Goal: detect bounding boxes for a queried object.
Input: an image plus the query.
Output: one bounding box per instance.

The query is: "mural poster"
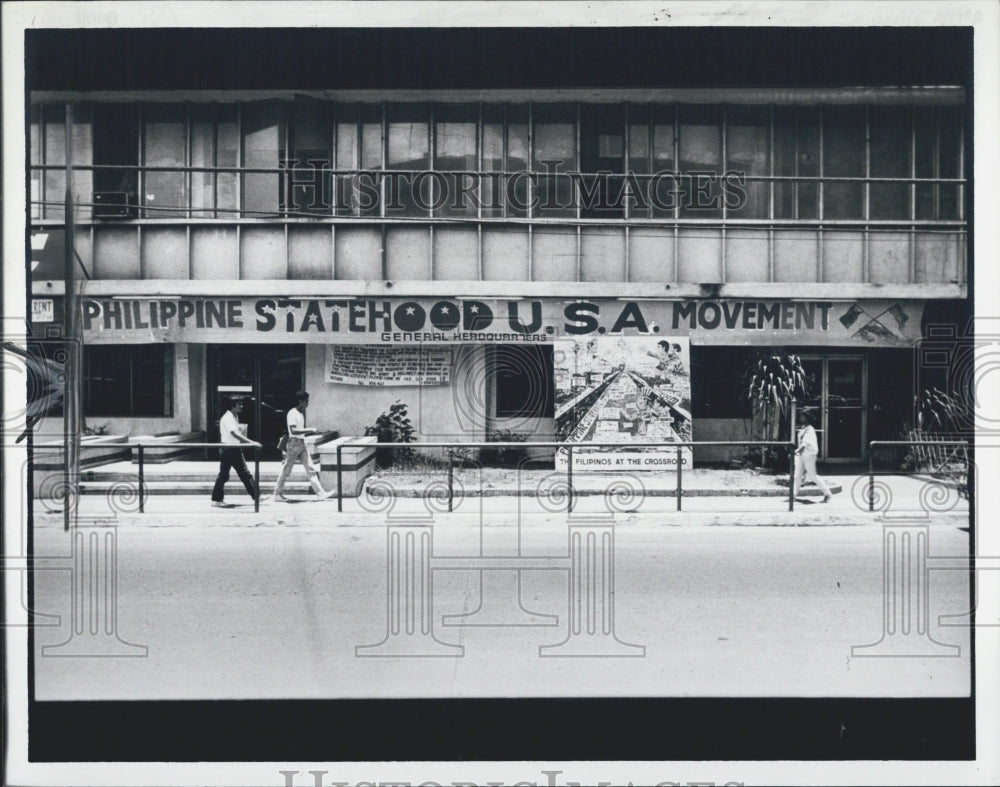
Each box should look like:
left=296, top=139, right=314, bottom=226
left=553, top=337, right=693, bottom=472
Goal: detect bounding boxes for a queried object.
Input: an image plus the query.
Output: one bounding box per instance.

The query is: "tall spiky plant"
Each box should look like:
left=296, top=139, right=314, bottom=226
left=916, top=387, right=966, bottom=433
left=743, top=353, right=808, bottom=468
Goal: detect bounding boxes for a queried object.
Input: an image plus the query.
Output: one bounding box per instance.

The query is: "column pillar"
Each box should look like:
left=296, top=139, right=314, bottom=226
left=356, top=522, right=462, bottom=657
left=540, top=520, right=645, bottom=657
left=42, top=524, right=147, bottom=657
left=852, top=521, right=960, bottom=658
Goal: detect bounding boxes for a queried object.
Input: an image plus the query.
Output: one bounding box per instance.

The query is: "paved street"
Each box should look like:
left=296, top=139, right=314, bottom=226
left=31, top=515, right=971, bottom=700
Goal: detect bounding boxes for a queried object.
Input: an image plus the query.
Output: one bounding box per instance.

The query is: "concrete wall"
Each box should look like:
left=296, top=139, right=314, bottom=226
left=186, top=343, right=205, bottom=431
left=78, top=224, right=965, bottom=284
left=692, top=417, right=753, bottom=464
left=302, top=344, right=492, bottom=444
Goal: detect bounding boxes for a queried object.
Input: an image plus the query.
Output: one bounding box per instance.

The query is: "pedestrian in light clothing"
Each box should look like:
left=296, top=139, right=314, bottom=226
left=211, top=397, right=261, bottom=507
left=263, top=391, right=336, bottom=503
left=793, top=411, right=833, bottom=503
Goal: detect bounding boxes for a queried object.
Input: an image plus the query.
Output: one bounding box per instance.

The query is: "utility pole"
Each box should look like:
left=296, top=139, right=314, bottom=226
left=63, top=102, right=79, bottom=531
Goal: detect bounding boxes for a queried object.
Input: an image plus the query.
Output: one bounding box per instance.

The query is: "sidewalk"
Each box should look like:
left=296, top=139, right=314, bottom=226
left=369, top=466, right=835, bottom=496
left=32, top=470, right=970, bottom=529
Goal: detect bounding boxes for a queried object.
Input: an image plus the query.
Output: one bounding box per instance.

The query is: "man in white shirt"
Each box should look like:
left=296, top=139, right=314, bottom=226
left=793, top=410, right=833, bottom=503
left=211, top=397, right=262, bottom=507
left=264, top=390, right=336, bottom=502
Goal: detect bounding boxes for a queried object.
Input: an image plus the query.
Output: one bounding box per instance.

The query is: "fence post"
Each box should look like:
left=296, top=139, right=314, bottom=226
left=337, top=444, right=343, bottom=513
left=138, top=444, right=145, bottom=514
left=966, top=441, right=973, bottom=508
left=788, top=399, right=796, bottom=512
left=868, top=443, right=875, bottom=513
left=254, top=445, right=260, bottom=514
left=788, top=443, right=795, bottom=512
left=567, top=445, right=574, bottom=514
left=447, top=447, right=454, bottom=513
left=676, top=445, right=682, bottom=512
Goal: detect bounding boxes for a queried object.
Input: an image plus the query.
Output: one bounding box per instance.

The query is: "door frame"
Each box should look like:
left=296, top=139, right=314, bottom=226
left=799, top=354, right=868, bottom=463
left=205, top=344, right=305, bottom=457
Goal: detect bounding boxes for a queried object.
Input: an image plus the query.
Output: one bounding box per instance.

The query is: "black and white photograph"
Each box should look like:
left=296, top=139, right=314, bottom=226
left=2, top=2, right=998, bottom=786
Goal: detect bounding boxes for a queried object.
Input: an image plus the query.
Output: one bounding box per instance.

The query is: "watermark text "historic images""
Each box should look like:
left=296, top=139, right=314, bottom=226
left=279, top=161, right=748, bottom=214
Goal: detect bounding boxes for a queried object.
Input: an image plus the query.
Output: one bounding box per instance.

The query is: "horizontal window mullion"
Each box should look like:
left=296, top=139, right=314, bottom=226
left=33, top=164, right=968, bottom=185
left=30, top=213, right=968, bottom=227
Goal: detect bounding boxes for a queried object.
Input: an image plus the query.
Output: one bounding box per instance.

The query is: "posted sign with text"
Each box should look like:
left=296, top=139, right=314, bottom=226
left=553, top=337, right=693, bottom=472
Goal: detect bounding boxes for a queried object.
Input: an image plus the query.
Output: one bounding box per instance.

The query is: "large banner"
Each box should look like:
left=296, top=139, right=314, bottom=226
left=553, top=337, right=693, bottom=472
left=71, top=295, right=927, bottom=347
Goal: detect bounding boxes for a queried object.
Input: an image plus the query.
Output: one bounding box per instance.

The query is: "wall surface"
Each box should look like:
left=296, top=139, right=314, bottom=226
left=302, top=343, right=491, bottom=443
left=66, top=224, right=965, bottom=285
left=692, top=418, right=754, bottom=464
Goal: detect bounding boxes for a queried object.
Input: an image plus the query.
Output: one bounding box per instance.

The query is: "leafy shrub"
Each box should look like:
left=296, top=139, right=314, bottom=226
left=478, top=429, right=530, bottom=467
left=364, top=400, right=415, bottom=468
left=917, top=387, right=966, bottom=433
left=741, top=352, right=808, bottom=470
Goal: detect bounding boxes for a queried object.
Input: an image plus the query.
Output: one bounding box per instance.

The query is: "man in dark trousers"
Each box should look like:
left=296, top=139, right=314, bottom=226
left=211, top=396, right=261, bottom=507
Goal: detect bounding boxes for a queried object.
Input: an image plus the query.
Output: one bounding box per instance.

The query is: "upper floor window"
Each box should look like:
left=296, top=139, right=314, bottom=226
left=31, top=103, right=93, bottom=221
left=678, top=104, right=724, bottom=219
left=627, top=104, right=675, bottom=219
left=94, top=103, right=139, bottom=212
left=288, top=97, right=332, bottom=216
left=533, top=103, right=577, bottom=218
left=725, top=105, right=770, bottom=219
left=773, top=106, right=819, bottom=219
left=435, top=103, right=478, bottom=218
left=143, top=104, right=186, bottom=217
left=190, top=104, right=239, bottom=218
left=580, top=104, right=626, bottom=218
left=30, top=99, right=966, bottom=224
left=386, top=103, right=430, bottom=217
left=242, top=101, right=284, bottom=217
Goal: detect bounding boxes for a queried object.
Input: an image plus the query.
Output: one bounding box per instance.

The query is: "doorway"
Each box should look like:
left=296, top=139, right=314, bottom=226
left=799, top=355, right=867, bottom=461
left=486, top=345, right=555, bottom=437
left=206, top=344, right=305, bottom=459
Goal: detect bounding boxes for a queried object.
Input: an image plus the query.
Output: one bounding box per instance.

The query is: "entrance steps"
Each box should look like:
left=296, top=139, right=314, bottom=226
left=76, top=460, right=317, bottom=496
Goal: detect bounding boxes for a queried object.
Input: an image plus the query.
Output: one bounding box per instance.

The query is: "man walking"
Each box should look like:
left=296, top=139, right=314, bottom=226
left=264, top=391, right=336, bottom=502
left=792, top=410, right=833, bottom=503
left=211, top=396, right=261, bottom=507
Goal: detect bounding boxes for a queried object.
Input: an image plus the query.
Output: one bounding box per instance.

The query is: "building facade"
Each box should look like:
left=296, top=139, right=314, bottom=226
left=28, top=33, right=969, bottom=464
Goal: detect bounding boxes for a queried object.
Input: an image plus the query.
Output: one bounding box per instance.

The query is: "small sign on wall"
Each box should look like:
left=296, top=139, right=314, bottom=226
left=32, top=298, right=54, bottom=323
left=325, top=345, right=452, bottom=386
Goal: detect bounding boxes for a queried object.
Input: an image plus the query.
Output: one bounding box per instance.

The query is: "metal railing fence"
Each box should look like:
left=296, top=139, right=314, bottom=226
left=32, top=435, right=813, bottom=524
left=31, top=442, right=263, bottom=523
left=867, top=439, right=971, bottom=511
left=335, top=439, right=798, bottom=514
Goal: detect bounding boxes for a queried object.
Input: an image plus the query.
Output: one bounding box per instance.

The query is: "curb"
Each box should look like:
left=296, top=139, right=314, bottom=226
left=378, top=486, right=837, bottom=498
left=31, top=509, right=968, bottom=529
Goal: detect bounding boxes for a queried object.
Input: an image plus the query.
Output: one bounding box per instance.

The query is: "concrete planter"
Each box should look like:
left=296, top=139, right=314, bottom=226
left=306, top=431, right=340, bottom=464
left=318, top=436, right=377, bottom=497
